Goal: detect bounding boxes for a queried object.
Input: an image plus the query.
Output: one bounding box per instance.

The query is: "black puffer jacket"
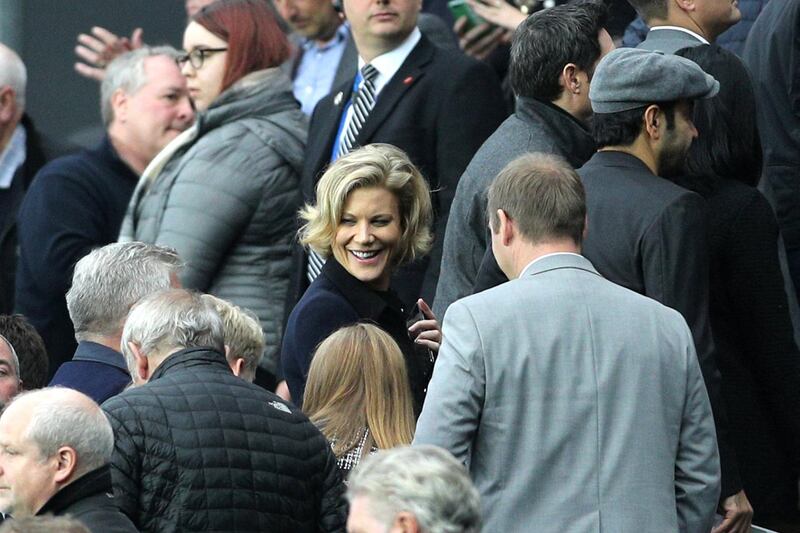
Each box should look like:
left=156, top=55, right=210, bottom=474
left=102, top=348, right=346, bottom=533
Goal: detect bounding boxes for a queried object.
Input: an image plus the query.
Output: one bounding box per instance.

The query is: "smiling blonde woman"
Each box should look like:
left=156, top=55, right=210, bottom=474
left=281, top=144, right=440, bottom=414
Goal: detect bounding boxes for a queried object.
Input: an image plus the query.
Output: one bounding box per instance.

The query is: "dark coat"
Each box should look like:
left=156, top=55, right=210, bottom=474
left=743, top=0, right=800, bottom=300
left=293, top=35, right=507, bottom=311
left=475, top=151, right=741, bottom=498
left=15, top=135, right=138, bottom=377
left=0, top=115, right=62, bottom=314
left=49, top=341, right=130, bottom=404
left=102, top=347, right=346, bottom=533
left=433, top=96, right=595, bottom=316
left=36, top=465, right=138, bottom=533
left=282, top=258, right=433, bottom=412
left=699, top=180, right=800, bottom=517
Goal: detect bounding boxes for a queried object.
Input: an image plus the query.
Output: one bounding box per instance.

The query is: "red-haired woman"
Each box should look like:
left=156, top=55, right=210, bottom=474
left=119, top=0, right=305, bottom=386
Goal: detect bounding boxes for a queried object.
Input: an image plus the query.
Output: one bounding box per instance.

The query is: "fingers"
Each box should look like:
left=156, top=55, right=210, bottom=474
left=408, top=318, right=438, bottom=335
left=415, top=338, right=440, bottom=352
left=417, top=298, right=437, bottom=320
left=74, top=62, right=106, bottom=81
left=453, top=15, right=468, bottom=35
left=131, top=27, right=144, bottom=49
left=91, top=26, right=124, bottom=47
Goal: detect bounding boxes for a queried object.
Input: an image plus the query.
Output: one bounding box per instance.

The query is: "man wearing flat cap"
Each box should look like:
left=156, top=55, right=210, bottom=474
left=582, top=47, right=751, bottom=533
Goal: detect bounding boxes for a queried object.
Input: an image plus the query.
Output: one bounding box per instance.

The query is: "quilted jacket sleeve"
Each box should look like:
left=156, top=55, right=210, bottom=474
left=102, top=400, right=142, bottom=525
left=318, top=443, right=348, bottom=533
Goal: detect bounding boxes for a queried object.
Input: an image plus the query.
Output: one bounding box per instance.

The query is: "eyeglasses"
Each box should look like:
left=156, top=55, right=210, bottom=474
left=178, top=48, right=228, bottom=69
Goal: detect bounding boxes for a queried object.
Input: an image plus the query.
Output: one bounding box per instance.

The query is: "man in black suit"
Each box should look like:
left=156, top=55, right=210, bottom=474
left=295, top=0, right=507, bottom=310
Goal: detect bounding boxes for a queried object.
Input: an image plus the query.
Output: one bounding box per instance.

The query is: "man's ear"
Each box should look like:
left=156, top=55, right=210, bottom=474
left=111, top=88, right=129, bottom=123
left=393, top=512, right=421, bottom=533
left=673, top=0, right=696, bottom=14
left=128, top=341, right=149, bottom=382
left=497, top=209, right=514, bottom=246
left=643, top=104, right=663, bottom=141
left=229, top=356, right=246, bottom=378
left=52, top=446, right=78, bottom=485
left=0, top=86, right=17, bottom=124
left=560, top=63, right=581, bottom=95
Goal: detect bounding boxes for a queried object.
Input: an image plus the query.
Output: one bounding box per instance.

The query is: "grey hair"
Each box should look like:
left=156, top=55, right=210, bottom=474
left=66, top=242, right=182, bottom=342
left=0, top=43, right=26, bottom=109
left=348, top=445, right=481, bottom=533
left=100, top=45, right=180, bottom=126
left=121, top=289, right=225, bottom=368
left=0, top=334, right=20, bottom=379
left=13, top=388, right=113, bottom=476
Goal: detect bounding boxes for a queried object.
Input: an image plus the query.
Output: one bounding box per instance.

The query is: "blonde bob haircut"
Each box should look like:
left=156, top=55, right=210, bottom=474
left=303, top=322, right=415, bottom=457
left=298, top=143, right=433, bottom=266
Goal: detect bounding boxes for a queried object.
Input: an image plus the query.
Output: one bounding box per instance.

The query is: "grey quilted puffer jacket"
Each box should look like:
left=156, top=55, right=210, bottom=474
left=119, top=69, right=306, bottom=375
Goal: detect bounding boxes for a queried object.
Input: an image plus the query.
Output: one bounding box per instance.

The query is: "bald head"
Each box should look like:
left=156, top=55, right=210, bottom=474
left=0, top=388, right=113, bottom=516
left=0, top=43, right=26, bottom=110
left=3, top=387, right=113, bottom=476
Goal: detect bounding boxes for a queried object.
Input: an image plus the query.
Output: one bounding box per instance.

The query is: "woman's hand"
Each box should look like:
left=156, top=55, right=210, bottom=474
left=467, top=0, right=526, bottom=32
left=408, top=298, right=442, bottom=353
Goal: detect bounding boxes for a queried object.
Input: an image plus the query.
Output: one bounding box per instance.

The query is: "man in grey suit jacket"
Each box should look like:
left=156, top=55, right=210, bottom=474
left=630, top=0, right=741, bottom=53
left=414, top=152, right=721, bottom=533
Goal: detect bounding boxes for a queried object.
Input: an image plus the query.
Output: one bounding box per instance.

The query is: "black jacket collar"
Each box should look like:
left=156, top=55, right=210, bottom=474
left=321, top=258, right=407, bottom=320
left=586, top=150, right=655, bottom=175
left=150, top=347, right=229, bottom=382
left=37, top=465, right=113, bottom=517
left=516, top=97, right=596, bottom=168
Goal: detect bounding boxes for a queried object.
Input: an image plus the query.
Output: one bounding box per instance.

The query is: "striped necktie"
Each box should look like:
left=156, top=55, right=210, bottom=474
left=307, top=64, right=380, bottom=283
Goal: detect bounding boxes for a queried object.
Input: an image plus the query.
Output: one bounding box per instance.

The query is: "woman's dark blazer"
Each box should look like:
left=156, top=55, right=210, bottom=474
left=281, top=258, right=433, bottom=412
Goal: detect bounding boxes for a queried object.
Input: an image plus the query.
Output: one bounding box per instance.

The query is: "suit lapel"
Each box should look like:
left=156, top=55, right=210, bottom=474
left=307, top=80, right=355, bottom=191
left=355, top=37, right=435, bottom=145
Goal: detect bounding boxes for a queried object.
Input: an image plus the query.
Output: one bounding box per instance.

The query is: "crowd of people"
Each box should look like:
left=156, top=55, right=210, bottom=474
left=0, top=0, right=796, bottom=531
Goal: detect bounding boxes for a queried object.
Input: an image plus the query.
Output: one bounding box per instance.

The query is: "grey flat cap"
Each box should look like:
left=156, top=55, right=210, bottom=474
left=589, top=47, right=719, bottom=113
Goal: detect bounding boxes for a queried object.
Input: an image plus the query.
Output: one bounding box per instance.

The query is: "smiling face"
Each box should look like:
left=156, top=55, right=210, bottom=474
left=332, top=186, right=402, bottom=291
left=343, top=0, right=421, bottom=60
left=182, top=21, right=228, bottom=111
left=0, top=403, right=56, bottom=517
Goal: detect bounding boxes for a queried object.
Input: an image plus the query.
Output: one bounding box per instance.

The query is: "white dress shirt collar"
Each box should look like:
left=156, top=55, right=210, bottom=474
left=0, top=125, right=26, bottom=190
left=649, top=25, right=710, bottom=45
left=357, top=27, right=421, bottom=96
left=519, top=252, right=584, bottom=279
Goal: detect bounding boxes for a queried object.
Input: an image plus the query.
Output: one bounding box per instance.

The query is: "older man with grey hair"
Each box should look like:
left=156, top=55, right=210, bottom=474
left=15, top=47, right=193, bottom=376
left=102, top=288, right=346, bottom=531
left=0, top=43, right=64, bottom=317
left=48, top=242, right=181, bottom=403
left=347, top=445, right=480, bottom=533
left=0, top=387, right=137, bottom=532
left=0, top=334, right=21, bottom=408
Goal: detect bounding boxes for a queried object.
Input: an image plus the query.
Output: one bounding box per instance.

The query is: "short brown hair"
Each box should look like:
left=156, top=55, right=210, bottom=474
left=303, top=323, right=415, bottom=457
left=487, top=153, right=586, bottom=245
left=627, top=0, right=668, bottom=21
left=299, top=144, right=433, bottom=266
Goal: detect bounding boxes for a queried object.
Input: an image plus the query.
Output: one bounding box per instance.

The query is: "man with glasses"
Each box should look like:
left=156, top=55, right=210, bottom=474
left=15, top=47, right=194, bottom=378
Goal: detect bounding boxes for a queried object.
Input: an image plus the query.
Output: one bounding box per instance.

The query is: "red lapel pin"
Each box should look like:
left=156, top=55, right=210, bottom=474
left=403, top=76, right=414, bottom=85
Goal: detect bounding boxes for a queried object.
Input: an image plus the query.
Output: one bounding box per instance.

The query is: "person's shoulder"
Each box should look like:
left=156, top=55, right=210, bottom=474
left=289, top=279, right=358, bottom=325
